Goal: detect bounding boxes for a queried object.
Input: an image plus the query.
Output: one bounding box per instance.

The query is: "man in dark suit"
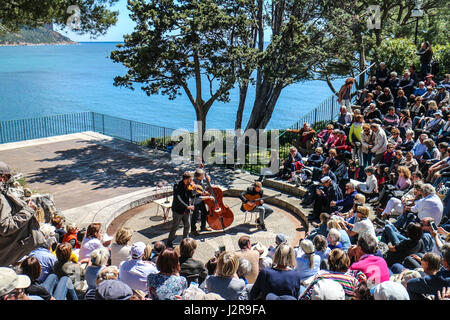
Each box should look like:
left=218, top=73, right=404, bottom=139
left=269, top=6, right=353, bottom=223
left=167, top=172, right=195, bottom=248
left=310, top=176, right=343, bottom=221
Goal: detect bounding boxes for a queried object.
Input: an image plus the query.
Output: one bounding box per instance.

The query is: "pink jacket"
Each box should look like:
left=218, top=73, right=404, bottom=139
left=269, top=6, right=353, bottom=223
left=349, top=254, right=390, bottom=286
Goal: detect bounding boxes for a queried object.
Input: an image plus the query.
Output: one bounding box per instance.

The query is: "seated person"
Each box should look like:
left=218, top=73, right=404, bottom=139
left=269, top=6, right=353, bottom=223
left=306, top=147, right=325, bottom=168
left=317, top=124, right=334, bottom=145
left=405, top=249, right=450, bottom=300
left=351, top=166, right=378, bottom=198
left=280, top=146, right=303, bottom=180
left=339, top=206, right=376, bottom=244
left=327, top=228, right=343, bottom=250
left=382, top=222, right=425, bottom=268
left=310, top=176, right=343, bottom=221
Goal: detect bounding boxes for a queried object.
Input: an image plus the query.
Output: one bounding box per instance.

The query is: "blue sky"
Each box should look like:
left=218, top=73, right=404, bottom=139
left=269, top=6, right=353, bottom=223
left=57, top=0, right=272, bottom=42
left=56, top=0, right=134, bottom=42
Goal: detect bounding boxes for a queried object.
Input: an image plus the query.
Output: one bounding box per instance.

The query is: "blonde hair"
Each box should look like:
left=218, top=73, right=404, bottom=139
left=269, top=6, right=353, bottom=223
left=354, top=193, right=366, bottom=204
left=90, top=247, right=110, bottom=267
left=216, top=251, right=239, bottom=278
left=315, top=147, right=323, bottom=154
left=273, top=244, right=296, bottom=269
left=397, top=166, right=411, bottom=179
left=300, top=240, right=315, bottom=269
left=65, top=222, right=78, bottom=233
left=328, top=149, right=337, bottom=157
left=428, top=101, right=437, bottom=110
left=115, top=226, right=133, bottom=246
left=96, top=266, right=119, bottom=285
left=327, top=220, right=342, bottom=230
left=356, top=206, right=370, bottom=218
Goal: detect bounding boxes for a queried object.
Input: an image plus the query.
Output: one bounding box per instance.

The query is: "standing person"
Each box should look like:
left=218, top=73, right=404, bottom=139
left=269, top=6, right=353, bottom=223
left=167, top=172, right=195, bottom=248
left=361, top=124, right=375, bottom=167
left=239, top=182, right=274, bottom=231
left=417, top=42, right=433, bottom=80
left=349, top=115, right=364, bottom=163
left=338, top=78, right=355, bottom=108
left=190, top=169, right=213, bottom=236
left=370, top=124, right=388, bottom=166
left=0, top=161, right=45, bottom=267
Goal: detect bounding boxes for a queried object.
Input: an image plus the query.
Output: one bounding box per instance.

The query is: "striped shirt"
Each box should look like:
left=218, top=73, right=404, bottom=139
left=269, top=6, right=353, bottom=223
left=300, top=271, right=363, bottom=300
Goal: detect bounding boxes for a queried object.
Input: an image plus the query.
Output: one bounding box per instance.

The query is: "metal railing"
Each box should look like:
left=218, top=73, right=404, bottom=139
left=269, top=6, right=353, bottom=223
left=0, top=111, right=175, bottom=150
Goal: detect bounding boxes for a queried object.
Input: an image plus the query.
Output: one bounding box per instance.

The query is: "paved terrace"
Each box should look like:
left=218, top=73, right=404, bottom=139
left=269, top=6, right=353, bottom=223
left=0, top=132, right=309, bottom=252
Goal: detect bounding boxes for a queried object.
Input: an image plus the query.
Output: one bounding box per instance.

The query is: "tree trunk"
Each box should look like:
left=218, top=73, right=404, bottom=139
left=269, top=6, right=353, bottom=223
left=194, top=105, right=207, bottom=160
left=235, top=82, right=249, bottom=130
left=245, top=81, right=283, bottom=130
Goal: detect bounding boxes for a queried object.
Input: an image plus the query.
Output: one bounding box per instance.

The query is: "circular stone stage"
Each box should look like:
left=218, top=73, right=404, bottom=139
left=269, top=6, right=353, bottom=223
left=107, top=197, right=305, bottom=263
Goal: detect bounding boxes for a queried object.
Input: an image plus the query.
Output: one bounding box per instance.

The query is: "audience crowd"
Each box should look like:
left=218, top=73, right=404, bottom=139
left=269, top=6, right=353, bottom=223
left=1, top=59, right=450, bottom=301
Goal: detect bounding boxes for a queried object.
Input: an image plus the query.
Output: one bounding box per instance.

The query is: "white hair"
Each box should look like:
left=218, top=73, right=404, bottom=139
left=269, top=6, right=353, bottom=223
left=391, top=72, right=397, bottom=77
left=90, top=247, right=110, bottom=266
left=39, top=223, right=56, bottom=248
left=406, top=129, right=415, bottom=138
left=422, top=184, right=436, bottom=196
left=328, top=228, right=341, bottom=242
left=237, top=258, right=252, bottom=278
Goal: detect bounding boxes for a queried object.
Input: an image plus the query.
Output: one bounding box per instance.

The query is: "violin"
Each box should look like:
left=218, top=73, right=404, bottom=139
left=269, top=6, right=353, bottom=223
left=187, top=182, right=205, bottom=194
left=197, top=157, right=234, bottom=231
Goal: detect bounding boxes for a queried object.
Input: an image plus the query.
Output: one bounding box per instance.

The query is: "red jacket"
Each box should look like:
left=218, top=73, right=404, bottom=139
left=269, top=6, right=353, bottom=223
left=62, top=232, right=80, bottom=249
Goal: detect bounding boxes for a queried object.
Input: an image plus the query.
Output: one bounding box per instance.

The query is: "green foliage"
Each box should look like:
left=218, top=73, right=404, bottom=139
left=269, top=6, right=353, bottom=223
left=0, top=26, right=73, bottom=44
left=432, top=43, right=450, bottom=78
left=0, top=0, right=119, bottom=37
left=372, top=37, right=419, bottom=75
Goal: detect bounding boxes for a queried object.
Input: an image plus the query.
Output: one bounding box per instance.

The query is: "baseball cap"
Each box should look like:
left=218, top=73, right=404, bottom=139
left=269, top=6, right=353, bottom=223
left=310, top=279, right=345, bottom=300
left=370, top=281, right=410, bottom=300
left=275, top=234, right=287, bottom=245
left=95, top=280, right=133, bottom=300
left=0, top=267, right=31, bottom=296
left=0, top=162, right=11, bottom=175
left=130, top=242, right=146, bottom=259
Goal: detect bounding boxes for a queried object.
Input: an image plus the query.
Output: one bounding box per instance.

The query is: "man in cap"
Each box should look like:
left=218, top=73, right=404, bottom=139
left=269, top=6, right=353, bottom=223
left=0, top=267, right=31, bottom=300
left=118, top=241, right=158, bottom=294
left=0, top=161, right=45, bottom=267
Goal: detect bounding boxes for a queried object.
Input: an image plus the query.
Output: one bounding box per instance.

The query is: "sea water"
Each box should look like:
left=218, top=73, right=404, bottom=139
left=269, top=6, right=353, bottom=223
left=0, top=42, right=344, bottom=130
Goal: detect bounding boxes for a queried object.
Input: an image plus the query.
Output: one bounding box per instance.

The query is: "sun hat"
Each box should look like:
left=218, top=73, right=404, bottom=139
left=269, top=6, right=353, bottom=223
left=130, top=242, right=146, bottom=259
left=102, top=234, right=113, bottom=242
left=252, top=242, right=268, bottom=258
left=95, top=280, right=133, bottom=300
left=370, top=281, right=410, bottom=300
left=310, top=279, right=345, bottom=300
left=0, top=267, right=31, bottom=297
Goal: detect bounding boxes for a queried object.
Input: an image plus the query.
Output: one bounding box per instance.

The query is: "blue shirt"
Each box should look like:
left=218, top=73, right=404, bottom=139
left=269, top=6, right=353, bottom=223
left=339, top=230, right=352, bottom=252
left=412, top=141, right=427, bottom=157
left=336, top=191, right=357, bottom=213
left=295, top=254, right=321, bottom=281
left=85, top=265, right=104, bottom=290
left=414, top=88, right=427, bottom=96
left=29, top=247, right=57, bottom=283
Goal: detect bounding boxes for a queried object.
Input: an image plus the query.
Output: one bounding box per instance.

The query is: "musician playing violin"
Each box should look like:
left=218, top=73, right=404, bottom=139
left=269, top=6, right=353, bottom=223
left=167, top=171, right=196, bottom=248
left=191, top=169, right=214, bottom=236
left=239, top=182, right=274, bottom=231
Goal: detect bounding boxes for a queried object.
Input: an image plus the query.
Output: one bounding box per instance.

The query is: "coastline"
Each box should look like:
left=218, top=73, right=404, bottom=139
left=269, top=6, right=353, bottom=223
left=0, top=41, right=78, bottom=47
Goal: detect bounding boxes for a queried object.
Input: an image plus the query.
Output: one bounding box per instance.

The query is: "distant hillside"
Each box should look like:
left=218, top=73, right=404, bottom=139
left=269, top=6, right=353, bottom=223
left=0, top=25, right=76, bottom=46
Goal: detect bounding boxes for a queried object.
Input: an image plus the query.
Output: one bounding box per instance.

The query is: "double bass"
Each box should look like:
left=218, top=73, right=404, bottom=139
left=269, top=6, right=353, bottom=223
left=198, top=159, right=234, bottom=231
